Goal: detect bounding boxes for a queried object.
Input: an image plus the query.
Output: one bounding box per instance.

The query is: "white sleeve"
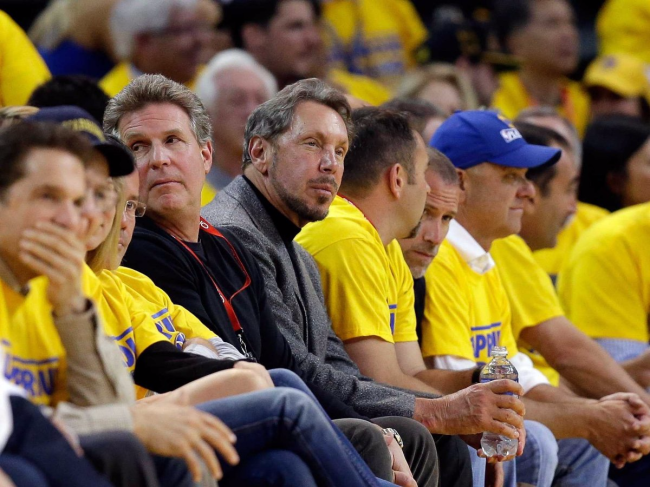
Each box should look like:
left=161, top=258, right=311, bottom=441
left=510, top=352, right=550, bottom=393
left=0, top=350, right=23, bottom=452
left=434, top=355, right=477, bottom=371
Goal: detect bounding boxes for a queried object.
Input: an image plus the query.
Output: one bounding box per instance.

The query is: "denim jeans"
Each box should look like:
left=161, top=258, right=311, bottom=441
left=196, top=377, right=382, bottom=487
left=469, top=420, right=608, bottom=487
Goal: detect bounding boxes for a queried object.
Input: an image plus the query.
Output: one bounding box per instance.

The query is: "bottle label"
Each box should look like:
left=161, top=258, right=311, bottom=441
left=480, top=377, right=519, bottom=396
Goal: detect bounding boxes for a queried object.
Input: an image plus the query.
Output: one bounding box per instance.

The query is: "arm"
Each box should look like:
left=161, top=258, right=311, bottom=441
left=19, top=221, right=135, bottom=406
left=218, top=223, right=424, bottom=418
left=523, top=385, right=650, bottom=466
left=396, top=341, right=474, bottom=394
left=521, top=317, right=650, bottom=404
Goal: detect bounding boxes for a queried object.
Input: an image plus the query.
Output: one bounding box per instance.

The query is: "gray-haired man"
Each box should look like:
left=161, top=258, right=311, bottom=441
left=203, top=78, right=530, bottom=487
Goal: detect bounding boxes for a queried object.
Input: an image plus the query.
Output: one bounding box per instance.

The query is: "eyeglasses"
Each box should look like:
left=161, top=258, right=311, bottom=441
left=125, top=200, right=147, bottom=218
left=86, top=183, right=118, bottom=213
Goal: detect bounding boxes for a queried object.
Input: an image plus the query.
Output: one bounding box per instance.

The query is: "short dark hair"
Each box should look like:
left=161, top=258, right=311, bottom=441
left=514, top=122, right=569, bottom=197
left=381, top=98, right=446, bottom=138
left=243, top=78, right=352, bottom=169
left=28, top=76, right=110, bottom=126
left=340, top=107, right=417, bottom=198
left=221, top=0, right=321, bottom=48
left=427, top=147, right=459, bottom=186
left=491, top=0, right=533, bottom=51
left=0, top=122, right=94, bottom=199
left=580, top=115, right=650, bottom=211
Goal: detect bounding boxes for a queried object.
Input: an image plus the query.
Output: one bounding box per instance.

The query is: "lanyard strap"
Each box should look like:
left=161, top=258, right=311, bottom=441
left=171, top=218, right=252, bottom=337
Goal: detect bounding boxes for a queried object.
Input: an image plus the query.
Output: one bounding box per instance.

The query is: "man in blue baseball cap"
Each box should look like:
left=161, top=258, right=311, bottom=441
left=421, top=110, right=641, bottom=486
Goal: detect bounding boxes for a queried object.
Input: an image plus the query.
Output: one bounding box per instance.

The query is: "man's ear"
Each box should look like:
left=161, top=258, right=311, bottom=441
left=241, top=24, right=266, bottom=53
left=201, top=140, right=213, bottom=175
left=388, top=163, right=406, bottom=199
left=248, top=136, right=272, bottom=175
left=456, top=169, right=468, bottom=204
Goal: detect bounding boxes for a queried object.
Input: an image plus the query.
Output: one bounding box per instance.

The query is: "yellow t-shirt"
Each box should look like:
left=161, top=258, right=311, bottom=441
left=114, top=266, right=217, bottom=347
left=296, top=196, right=417, bottom=344
left=491, top=235, right=564, bottom=385
left=559, top=203, right=650, bottom=342
left=491, top=71, right=591, bottom=137
left=328, top=68, right=392, bottom=106
left=99, top=62, right=200, bottom=97
left=533, top=202, right=610, bottom=283
left=322, top=0, right=427, bottom=87
left=0, top=276, right=67, bottom=406
left=0, top=10, right=51, bottom=106
left=201, top=182, right=218, bottom=207
left=597, top=0, right=650, bottom=64
left=420, top=240, right=519, bottom=365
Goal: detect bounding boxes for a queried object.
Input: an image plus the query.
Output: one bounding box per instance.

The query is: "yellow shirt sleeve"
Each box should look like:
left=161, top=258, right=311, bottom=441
left=559, top=220, right=650, bottom=342
left=0, top=11, right=51, bottom=106
left=311, top=236, right=402, bottom=343
left=421, top=243, right=474, bottom=360
left=492, top=236, right=564, bottom=336
left=387, top=241, right=418, bottom=343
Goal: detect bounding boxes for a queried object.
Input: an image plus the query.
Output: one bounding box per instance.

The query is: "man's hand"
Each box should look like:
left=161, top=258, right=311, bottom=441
left=462, top=423, right=526, bottom=465
left=415, top=380, right=525, bottom=437
left=19, top=221, right=86, bottom=316
left=233, top=361, right=274, bottom=389
left=383, top=431, right=417, bottom=487
left=590, top=393, right=650, bottom=468
left=0, top=468, right=16, bottom=487
left=131, top=403, right=239, bottom=482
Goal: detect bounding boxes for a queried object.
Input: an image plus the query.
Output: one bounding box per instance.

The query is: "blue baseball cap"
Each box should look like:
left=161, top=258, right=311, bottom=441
left=27, top=106, right=134, bottom=177
left=430, top=110, right=561, bottom=170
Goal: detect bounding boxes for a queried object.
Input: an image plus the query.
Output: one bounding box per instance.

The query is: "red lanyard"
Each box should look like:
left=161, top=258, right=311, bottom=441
left=171, top=218, right=254, bottom=357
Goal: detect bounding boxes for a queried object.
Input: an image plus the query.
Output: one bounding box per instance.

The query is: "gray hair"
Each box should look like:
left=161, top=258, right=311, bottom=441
left=196, top=49, right=278, bottom=110
left=242, top=78, right=352, bottom=169
left=516, top=106, right=582, bottom=165
left=110, top=0, right=198, bottom=60
left=103, top=74, right=212, bottom=146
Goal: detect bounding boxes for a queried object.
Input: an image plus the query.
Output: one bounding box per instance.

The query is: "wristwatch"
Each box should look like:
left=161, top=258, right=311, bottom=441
left=382, top=427, right=404, bottom=449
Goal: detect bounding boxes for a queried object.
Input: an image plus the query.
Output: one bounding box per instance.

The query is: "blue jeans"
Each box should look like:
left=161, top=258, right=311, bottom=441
left=469, top=420, right=608, bottom=487
left=196, top=380, right=382, bottom=487
left=0, top=455, right=49, bottom=487
left=2, top=396, right=112, bottom=487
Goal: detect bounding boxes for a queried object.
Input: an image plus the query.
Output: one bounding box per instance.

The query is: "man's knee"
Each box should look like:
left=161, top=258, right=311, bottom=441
left=334, top=418, right=393, bottom=481
left=268, top=368, right=305, bottom=390
left=524, top=420, right=559, bottom=467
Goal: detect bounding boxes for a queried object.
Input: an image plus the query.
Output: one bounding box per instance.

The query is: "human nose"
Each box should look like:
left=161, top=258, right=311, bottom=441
left=54, top=201, right=82, bottom=231
left=421, top=220, right=444, bottom=246
left=319, top=147, right=341, bottom=174
left=148, top=142, right=171, bottom=169
left=518, top=178, right=536, bottom=200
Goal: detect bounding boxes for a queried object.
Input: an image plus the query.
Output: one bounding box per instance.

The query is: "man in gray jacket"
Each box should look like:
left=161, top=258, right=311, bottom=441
left=204, top=78, right=526, bottom=487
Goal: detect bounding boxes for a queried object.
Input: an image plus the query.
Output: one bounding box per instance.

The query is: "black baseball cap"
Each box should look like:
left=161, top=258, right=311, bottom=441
left=27, top=106, right=134, bottom=177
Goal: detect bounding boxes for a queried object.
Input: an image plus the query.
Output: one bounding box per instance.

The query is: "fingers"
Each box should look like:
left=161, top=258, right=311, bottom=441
left=181, top=447, right=204, bottom=483
left=393, top=471, right=417, bottom=487
left=483, top=421, right=520, bottom=440
left=485, top=379, right=524, bottom=398
left=492, top=394, right=525, bottom=418
left=199, top=413, right=239, bottom=466
left=492, top=408, right=524, bottom=431
left=193, top=437, right=223, bottom=480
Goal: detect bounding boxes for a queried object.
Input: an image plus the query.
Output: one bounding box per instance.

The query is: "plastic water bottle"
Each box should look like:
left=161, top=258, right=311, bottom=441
left=480, top=346, right=519, bottom=457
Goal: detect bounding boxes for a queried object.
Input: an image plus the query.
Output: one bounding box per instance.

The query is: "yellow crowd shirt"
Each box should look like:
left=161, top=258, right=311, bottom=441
left=491, top=71, right=591, bottom=137
left=533, top=202, right=610, bottom=283
left=99, top=62, right=200, bottom=97
left=0, top=10, right=51, bottom=106
left=491, top=235, right=564, bottom=385
left=328, top=68, right=392, bottom=106
left=420, top=239, right=519, bottom=365
left=559, top=203, right=650, bottom=342
left=114, top=266, right=217, bottom=347
left=296, top=196, right=418, bottom=344
left=0, top=276, right=67, bottom=406
left=321, top=0, right=427, bottom=87
left=597, top=0, right=650, bottom=64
